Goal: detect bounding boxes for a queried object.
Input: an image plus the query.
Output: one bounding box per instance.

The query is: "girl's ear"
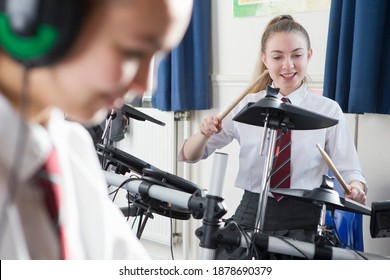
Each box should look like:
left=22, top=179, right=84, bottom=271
left=261, top=52, right=268, bottom=69
left=307, top=48, right=313, bottom=61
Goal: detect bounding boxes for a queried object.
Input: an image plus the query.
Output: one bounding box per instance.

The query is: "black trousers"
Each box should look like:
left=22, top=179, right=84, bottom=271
left=234, top=190, right=321, bottom=235
left=216, top=190, right=324, bottom=259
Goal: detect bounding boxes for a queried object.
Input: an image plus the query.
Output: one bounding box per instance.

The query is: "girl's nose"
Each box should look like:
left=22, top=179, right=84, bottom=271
left=282, top=58, right=294, bottom=69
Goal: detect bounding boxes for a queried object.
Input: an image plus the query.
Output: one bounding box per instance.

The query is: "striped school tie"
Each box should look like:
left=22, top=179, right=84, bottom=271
left=270, top=97, right=291, bottom=201
left=38, top=148, right=68, bottom=259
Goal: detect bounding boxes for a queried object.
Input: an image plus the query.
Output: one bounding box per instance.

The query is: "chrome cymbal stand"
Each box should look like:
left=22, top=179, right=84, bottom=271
left=254, top=115, right=278, bottom=233
left=254, top=110, right=292, bottom=233
left=100, top=109, right=116, bottom=169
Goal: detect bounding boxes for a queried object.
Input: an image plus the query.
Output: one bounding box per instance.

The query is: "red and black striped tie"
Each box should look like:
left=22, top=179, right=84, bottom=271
left=270, top=98, right=291, bottom=201
left=38, top=148, right=68, bottom=259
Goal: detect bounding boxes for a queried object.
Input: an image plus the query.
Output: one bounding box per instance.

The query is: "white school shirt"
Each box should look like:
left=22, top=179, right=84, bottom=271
left=0, top=95, right=149, bottom=259
left=181, top=84, right=367, bottom=194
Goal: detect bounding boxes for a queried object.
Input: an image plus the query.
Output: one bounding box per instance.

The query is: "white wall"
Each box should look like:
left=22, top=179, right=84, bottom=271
left=210, top=0, right=328, bottom=87
left=358, top=114, right=390, bottom=256
left=178, top=1, right=390, bottom=259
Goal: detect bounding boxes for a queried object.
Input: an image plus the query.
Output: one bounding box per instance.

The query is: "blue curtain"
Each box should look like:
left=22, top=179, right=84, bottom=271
left=152, top=1, right=211, bottom=111
left=323, top=0, right=390, bottom=114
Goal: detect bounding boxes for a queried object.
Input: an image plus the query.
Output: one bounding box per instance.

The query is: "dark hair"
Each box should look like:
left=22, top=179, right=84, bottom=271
left=247, top=15, right=311, bottom=93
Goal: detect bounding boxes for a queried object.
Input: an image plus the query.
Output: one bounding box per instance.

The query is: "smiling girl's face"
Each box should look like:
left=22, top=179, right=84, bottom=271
left=261, top=31, right=312, bottom=96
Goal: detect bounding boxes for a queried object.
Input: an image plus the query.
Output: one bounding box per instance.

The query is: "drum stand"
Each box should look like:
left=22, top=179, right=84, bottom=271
left=134, top=204, right=154, bottom=239
left=314, top=177, right=337, bottom=244
left=254, top=115, right=291, bottom=232
left=315, top=202, right=338, bottom=247
left=197, top=152, right=229, bottom=260
left=100, top=109, right=116, bottom=169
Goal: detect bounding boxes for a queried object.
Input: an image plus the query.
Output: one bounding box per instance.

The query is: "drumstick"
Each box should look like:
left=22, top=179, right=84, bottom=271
left=316, top=144, right=352, bottom=194
left=219, top=70, right=269, bottom=120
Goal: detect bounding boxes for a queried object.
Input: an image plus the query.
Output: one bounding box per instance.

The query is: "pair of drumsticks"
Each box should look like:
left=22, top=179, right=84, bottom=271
left=217, top=70, right=352, bottom=195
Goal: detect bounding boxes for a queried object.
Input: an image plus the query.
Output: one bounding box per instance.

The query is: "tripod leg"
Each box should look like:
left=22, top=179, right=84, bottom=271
left=136, top=209, right=145, bottom=239
left=136, top=208, right=153, bottom=239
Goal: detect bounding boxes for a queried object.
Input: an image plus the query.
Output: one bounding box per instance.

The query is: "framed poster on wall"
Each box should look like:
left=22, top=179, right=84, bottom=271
left=233, top=0, right=331, bottom=17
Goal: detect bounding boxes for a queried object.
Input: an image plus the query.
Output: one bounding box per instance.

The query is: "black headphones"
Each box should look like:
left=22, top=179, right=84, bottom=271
left=0, top=0, right=86, bottom=67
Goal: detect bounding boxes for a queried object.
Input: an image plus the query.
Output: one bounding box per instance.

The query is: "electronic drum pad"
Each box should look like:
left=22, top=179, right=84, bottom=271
left=97, top=144, right=201, bottom=220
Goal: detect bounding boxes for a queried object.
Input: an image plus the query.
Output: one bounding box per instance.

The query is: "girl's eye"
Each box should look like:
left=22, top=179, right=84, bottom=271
left=272, top=57, right=281, bottom=60
left=123, top=51, right=144, bottom=60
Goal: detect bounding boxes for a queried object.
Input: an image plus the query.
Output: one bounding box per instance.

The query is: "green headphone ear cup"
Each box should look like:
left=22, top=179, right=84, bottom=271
left=0, top=0, right=85, bottom=67
left=0, top=13, right=59, bottom=61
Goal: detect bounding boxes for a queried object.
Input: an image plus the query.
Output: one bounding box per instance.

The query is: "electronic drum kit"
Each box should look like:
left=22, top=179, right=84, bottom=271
left=100, top=87, right=390, bottom=260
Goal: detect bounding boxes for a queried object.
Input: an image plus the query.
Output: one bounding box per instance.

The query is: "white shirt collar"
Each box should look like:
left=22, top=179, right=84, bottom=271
left=0, top=94, right=52, bottom=182
left=273, top=83, right=308, bottom=105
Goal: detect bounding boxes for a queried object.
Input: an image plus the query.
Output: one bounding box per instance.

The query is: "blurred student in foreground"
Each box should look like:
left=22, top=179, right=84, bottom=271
left=0, top=0, right=193, bottom=259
